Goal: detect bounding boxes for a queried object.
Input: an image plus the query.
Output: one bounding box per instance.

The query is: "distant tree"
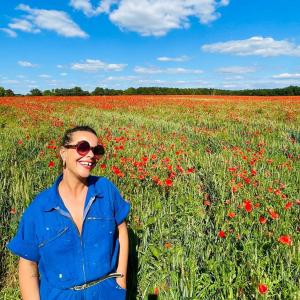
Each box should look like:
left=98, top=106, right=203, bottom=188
left=92, top=87, right=105, bottom=96
left=124, top=87, right=135, bottom=95
left=0, top=87, right=6, bottom=96
left=69, top=86, right=89, bottom=96
left=43, top=89, right=53, bottom=96
left=30, top=88, right=43, bottom=96
left=5, top=89, right=15, bottom=96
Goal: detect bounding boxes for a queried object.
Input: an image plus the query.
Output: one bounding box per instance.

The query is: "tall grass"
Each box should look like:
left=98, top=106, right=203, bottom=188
left=0, top=96, right=299, bottom=299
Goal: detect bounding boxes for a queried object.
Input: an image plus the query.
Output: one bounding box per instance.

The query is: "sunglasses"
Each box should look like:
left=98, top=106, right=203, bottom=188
left=64, top=140, right=105, bottom=158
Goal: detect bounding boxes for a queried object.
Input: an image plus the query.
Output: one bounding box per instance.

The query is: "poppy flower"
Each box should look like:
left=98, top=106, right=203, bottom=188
left=268, top=209, right=279, bottom=220
left=243, top=200, right=252, bottom=213
left=258, top=283, right=268, bottom=294
left=259, top=216, right=267, bottom=224
left=165, top=178, right=173, bottom=187
left=164, top=242, right=172, bottom=249
left=284, top=202, right=293, bottom=209
left=232, top=186, right=238, bottom=193
left=227, top=212, right=236, bottom=218
left=218, top=230, right=226, bottom=238
left=48, top=161, right=55, bottom=168
left=278, top=235, right=292, bottom=246
left=187, top=167, right=195, bottom=174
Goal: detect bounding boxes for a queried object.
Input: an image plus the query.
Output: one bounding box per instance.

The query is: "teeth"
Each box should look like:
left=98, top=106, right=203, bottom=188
left=79, top=162, right=93, bottom=167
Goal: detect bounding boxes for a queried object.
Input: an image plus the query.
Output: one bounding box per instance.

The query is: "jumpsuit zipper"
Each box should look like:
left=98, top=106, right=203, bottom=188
left=55, top=195, right=97, bottom=291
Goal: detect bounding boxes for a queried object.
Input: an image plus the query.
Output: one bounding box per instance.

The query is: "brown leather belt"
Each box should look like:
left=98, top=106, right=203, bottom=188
left=69, top=272, right=124, bottom=291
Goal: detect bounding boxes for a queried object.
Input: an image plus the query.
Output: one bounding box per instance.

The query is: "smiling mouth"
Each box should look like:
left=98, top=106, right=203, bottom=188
left=78, top=161, right=95, bottom=169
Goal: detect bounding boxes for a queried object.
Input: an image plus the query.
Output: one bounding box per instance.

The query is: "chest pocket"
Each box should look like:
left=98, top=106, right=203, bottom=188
left=38, top=226, right=69, bottom=248
left=85, top=216, right=116, bottom=243
left=38, top=225, right=75, bottom=284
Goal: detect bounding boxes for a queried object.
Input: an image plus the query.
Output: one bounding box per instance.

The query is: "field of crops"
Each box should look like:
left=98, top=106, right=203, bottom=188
left=0, top=95, right=299, bottom=299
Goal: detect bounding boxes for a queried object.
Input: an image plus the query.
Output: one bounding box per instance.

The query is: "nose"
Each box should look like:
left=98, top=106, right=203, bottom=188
left=85, top=148, right=95, bottom=158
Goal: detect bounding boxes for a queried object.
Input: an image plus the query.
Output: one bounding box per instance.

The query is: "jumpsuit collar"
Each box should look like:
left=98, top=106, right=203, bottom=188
left=41, top=173, right=103, bottom=212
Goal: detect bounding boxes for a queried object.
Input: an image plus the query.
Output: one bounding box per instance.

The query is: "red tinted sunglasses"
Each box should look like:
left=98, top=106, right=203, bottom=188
left=64, top=140, right=105, bottom=157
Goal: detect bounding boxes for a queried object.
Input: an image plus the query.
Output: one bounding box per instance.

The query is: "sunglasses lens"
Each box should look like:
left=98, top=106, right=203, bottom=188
left=94, top=145, right=105, bottom=156
left=77, top=141, right=90, bottom=155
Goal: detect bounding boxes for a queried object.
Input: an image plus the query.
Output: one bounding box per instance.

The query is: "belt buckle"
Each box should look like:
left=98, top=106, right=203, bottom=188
left=73, top=283, right=87, bottom=291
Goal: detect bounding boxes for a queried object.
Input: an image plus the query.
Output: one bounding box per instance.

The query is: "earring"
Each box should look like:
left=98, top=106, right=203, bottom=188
left=63, top=160, right=66, bottom=168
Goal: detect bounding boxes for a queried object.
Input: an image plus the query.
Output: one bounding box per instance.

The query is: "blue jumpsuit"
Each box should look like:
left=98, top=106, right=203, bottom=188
left=6, top=173, right=131, bottom=299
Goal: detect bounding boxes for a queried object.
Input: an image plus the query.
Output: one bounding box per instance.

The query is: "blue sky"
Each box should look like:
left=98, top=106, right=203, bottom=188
left=1, top=0, right=300, bottom=93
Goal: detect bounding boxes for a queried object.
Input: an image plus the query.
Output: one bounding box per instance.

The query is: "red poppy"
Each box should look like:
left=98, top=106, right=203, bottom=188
left=48, top=161, right=55, bottom=168
left=268, top=209, right=279, bottom=220
left=218, top=230, right=226, bottom=238
left=18, top=139, right=23, bottom=145
left=227, top=212, right=236, bottom=218
left=164, top=242, right=172, bottom=249
left=232, top=186, right=238, bottom=193
left=258, top=283, right=268, bottom=294
left=243, top=177, right=251, bottom=184
left=259, top=216, right=267, bottom=224
left=284, top=202, right=293, bottom=209
left=165, top=178, right=173, bottom=187
left=100, top=163, right=106, bottom=169
left=186, top=167, right=195, bottom=174
left=243, top=200, right=252, bottom=213
left=111, top=166, right=124, bottom=177
left=154, top=287, right=159, bottom=296
left=278, top=235, right=292, bottom=246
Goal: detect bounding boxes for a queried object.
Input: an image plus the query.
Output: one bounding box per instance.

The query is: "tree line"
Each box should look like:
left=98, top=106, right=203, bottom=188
left=1, top=85, right=300, bottom=97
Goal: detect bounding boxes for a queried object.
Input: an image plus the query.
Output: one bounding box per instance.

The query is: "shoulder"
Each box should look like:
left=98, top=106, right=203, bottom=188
left=91, top=175, right=119, bottom=191
left=21, top=187, right=51, bottom=217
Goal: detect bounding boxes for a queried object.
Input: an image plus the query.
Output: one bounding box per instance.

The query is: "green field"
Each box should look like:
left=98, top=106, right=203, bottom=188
left=0, top=95, right=299, bottom=299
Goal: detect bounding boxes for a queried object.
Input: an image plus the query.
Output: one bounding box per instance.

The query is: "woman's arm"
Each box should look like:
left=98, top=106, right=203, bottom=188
left=19, top=257, right=40, bottom=300
left=116, top=220, right=129, bottom=289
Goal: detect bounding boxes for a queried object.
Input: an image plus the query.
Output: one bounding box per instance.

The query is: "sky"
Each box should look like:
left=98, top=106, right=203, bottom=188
left=1, top=0, right=300, bottom=94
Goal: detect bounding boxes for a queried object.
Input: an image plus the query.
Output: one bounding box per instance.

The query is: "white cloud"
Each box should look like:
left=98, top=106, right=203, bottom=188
left=1, top=79, right=19, bottom=84
left=39, top=74, right=52, bottom=78
left=9, top=18, right=40, bottom=33
left=69, top=0, right=118, bottom=16
left=217, top=66, right=256, bottom=74
left=60, top=72, right=68, bottom=76
left=70, top=0, right=95, bottom=16
left=105, top=75, right=137, bottom=81
left=202, top=36, right=300, bottom=57
left=272, top=73, right=300, bottom=79
left=71, top=59, right=127, bottom=72
left=134, top=66, right=203, bottom=74
left=138, top=79, right=166, bottom=84
left=157, top=55, right=190, bottom=62
left=70, top=0, right=229, bottom=36
left=14, top=4, right=88, bottom=38
left=0, top=28, right=17, bottom=37
left=18, top=61, right=38, bottom=68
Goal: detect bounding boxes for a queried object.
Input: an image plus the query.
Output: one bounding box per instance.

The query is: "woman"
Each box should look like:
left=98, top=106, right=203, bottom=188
left=7, top=125, right=131, bottom=299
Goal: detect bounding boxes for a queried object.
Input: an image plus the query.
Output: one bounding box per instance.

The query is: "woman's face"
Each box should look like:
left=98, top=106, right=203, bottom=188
left=60, top=131, right=100, bottom=178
